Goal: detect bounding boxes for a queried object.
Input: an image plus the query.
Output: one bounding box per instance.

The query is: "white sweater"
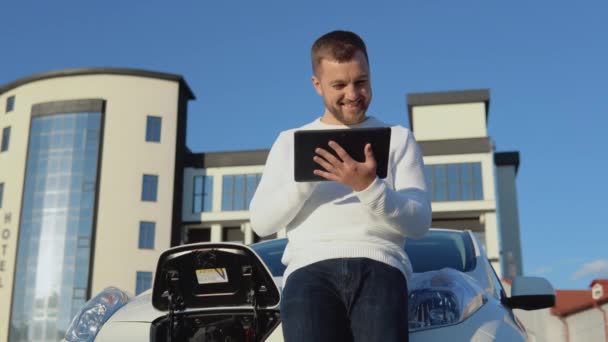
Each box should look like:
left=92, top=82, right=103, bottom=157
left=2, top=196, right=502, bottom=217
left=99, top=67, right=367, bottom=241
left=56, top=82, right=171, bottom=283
left=249, top=116, right=431, bottom=283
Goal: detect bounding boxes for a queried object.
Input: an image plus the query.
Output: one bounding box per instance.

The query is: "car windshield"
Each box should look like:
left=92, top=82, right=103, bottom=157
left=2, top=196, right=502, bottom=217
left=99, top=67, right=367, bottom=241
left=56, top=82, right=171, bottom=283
left=251, top=230, right=476, bottom=277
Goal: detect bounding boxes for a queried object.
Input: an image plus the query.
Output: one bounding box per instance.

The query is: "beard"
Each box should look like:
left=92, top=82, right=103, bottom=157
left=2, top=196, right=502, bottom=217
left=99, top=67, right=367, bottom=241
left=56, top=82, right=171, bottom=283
left=325, top=99, right=369, bottom=125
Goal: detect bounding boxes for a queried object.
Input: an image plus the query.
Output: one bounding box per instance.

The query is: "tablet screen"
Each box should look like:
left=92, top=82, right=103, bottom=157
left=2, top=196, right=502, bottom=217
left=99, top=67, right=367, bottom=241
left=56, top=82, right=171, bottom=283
left=294, top=127, right=391, bottom=182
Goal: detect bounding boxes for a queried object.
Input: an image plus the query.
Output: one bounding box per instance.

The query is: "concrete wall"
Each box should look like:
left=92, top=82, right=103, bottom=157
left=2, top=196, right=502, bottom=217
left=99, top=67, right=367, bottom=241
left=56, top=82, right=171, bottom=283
left=0, top=87, right=30, bottom=342
left=509, top=287, right=608, bottom=342
left=412, top=102, right=487, bottom=140
left=566, top=303, right=608, bottom=342
left=496, top=164, right=523, bottom=278
left=516, top=308, right=566, bottom=342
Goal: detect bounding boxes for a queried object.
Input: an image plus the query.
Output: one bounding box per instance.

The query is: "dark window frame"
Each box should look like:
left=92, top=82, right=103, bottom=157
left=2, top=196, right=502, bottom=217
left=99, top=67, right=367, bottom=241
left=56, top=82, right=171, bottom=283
left=141, top=174, right=159, bottom=202
left=145, top=116, right=162, bottom=143
left=193, top=175, right=213, bottom=213
left=424, top=162, right=483, bottom=202
left=221, top=173, right=262, bottom=211
left=135, top=271, right=153, bottom=295
left=6, top=95, right=15, bottom=113
left=1, top=126, right=11, bottom=152
left=138, top=221, right=155, bottom=249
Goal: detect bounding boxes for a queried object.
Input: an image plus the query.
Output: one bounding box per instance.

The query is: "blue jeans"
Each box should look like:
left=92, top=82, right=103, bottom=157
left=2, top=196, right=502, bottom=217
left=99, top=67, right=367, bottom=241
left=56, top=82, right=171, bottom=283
left=280, top=258, right=409, bottom=342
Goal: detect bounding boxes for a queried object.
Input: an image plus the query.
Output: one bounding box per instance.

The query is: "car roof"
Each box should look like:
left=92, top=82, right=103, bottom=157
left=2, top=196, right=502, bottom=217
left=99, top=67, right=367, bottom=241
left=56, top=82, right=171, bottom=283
left=252, top=228, right=470, bottom=247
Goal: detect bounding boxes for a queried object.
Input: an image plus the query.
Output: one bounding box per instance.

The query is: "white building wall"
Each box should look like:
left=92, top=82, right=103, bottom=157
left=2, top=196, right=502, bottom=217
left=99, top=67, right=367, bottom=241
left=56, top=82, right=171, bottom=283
left=548, top=316, right=569, bottom=342
left=567, top=305, right=607, bottom=342
left=412, top=102, right=487, bottom=140
left=482, top=212, right=501, bottom=277
left=0, top=90, right=31, bottom=342
left=83, top=75, right=179, bottom=296
left=512, top=295, right=608, bottom=342
left=512, top=308, right=566, bottom=342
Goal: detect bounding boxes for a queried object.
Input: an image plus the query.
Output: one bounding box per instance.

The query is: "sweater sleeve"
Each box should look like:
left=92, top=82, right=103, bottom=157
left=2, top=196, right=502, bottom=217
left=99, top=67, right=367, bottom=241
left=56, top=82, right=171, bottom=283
left=249, top=131, right=318, bottom=237
left=355, top=128, right=432, bottom=239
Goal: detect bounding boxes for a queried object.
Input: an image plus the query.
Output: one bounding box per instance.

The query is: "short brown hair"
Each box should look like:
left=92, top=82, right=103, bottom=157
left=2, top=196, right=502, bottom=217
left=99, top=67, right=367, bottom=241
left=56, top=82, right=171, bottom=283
left=311, top=30, right=369, bottom=75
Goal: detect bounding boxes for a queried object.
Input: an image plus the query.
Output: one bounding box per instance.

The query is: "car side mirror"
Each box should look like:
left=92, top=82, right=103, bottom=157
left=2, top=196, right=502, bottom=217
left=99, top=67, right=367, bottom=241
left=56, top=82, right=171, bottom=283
left=504, top=276, right=555, bottom=310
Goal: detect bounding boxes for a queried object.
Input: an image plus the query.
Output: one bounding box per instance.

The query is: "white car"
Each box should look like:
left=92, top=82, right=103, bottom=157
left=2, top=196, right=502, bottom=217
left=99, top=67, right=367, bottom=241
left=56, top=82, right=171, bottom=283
left=63, top=229, right=555, bottom=341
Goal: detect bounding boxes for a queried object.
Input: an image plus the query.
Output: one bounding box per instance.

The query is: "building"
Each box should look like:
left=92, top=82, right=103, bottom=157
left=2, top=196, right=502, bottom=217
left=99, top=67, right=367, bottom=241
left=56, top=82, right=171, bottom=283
left=0, top=68, right=522, bottom=342
left=504, top=278, right=608, bottom=341
left=0, top=68, right=193, bottom=342
left=182, top=89, right=523, bottom=278
left=408, top=90, right=522, bottom=277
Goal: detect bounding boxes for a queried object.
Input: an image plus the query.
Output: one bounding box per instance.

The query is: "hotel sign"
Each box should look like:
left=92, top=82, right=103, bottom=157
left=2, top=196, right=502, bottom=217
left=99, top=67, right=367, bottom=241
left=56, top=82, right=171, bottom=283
left=0, top=211, right=12, bottom=289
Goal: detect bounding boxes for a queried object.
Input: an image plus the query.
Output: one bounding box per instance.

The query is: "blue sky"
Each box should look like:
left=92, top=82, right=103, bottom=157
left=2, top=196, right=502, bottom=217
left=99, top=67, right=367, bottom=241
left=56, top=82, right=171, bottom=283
left=1, top=0, right=606, bottom=290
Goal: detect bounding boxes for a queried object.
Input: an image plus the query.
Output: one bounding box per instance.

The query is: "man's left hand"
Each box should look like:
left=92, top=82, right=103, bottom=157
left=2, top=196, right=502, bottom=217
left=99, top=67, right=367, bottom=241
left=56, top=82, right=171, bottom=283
left=313, top=141, right=377, bottom=192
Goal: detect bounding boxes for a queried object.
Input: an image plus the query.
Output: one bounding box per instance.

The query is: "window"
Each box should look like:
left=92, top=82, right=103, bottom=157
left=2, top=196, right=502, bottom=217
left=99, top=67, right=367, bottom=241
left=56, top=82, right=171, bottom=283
left=6, top=95, right=15, bottom=112
left=142, top=175, right=158, bottom=201
left=193, top=175, right=213, bottom=213
left=138, top=221, right=155, bottom=249
left=222, top=226, right=244, bottom=243
left=136, top=271, right=153, bottom=295
left=1, top=126, right=10, bottom=152
left=187, top=228, right=211, bottom=243
left=0, top=182, right=4, bottom=208
left=424, top=163, right=483, bottom=202
left=221, top=173, right=262, bottom=211
left=145, top=116, right=162, bottom=142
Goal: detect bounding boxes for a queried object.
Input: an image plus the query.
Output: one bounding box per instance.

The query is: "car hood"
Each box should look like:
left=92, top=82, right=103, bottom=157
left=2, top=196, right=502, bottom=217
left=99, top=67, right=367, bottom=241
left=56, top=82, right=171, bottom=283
left=108, top=292, right=165, bottom=323
left=151, top=242, right=281, bottom=312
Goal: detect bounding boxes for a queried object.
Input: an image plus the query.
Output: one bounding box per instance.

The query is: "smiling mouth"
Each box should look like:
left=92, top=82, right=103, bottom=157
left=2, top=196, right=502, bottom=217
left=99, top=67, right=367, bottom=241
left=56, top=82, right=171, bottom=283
left=342, top=99, right=362, bottom=108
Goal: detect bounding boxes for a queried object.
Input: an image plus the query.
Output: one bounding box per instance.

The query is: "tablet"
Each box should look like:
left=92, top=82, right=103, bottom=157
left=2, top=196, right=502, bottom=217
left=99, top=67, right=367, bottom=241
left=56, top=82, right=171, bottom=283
left=294, top=127, right=391, bottom=182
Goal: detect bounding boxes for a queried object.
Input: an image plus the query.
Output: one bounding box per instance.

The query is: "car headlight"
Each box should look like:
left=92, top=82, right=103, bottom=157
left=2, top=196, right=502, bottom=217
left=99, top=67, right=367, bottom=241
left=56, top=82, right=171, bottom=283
left=408, top=268, right=486, bottom=332
left=64, top=287, right=130, bottom=342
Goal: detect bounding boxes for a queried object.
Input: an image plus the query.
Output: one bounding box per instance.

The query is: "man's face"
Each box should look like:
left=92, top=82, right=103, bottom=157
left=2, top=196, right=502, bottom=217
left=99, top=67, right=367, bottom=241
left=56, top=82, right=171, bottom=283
left=312, top=50, right=372, bottom=125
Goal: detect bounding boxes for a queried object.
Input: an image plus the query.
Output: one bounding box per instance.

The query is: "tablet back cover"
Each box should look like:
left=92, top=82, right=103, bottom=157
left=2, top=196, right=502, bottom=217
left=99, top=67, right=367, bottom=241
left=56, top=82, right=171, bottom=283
left=294, top=127, right=391, bottom=182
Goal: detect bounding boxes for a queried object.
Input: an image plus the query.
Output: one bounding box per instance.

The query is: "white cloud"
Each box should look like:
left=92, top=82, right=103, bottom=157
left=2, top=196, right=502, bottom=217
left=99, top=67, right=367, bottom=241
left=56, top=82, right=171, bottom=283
left=571, top=259, right=608, bottom=280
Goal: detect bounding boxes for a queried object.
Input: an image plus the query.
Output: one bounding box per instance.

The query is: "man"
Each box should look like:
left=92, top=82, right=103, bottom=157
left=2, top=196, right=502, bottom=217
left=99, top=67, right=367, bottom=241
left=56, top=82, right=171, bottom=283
left=249, top=30, right=431, bottom=342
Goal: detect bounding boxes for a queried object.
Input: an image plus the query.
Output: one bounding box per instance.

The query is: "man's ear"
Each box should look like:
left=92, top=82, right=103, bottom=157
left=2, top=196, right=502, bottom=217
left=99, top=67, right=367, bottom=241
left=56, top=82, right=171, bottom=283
left=312, top=75, right=323, bottom=96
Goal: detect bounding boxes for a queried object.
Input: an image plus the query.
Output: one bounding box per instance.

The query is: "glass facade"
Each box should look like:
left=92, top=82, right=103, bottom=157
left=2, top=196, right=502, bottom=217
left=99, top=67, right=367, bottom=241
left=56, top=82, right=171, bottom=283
left=221, top=173, right=261, bottom=211
left=145, top=116, right=161, bottom=142
left=193, top=175, right=213, bottom=213
left=138, top=221, right=155, bottom=249
left=9, top=112, right=102, bottom=342
left=1, top=126, right=10, bottom=152
left=135, top=271, right=153, bottom=295
left=424, top=162, right=483, bottom=202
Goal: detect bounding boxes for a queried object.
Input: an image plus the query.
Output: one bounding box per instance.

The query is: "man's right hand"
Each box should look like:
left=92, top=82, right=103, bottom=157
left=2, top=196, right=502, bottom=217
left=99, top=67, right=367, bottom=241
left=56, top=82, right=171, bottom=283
left=312, top=141, right=377, bottom=192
